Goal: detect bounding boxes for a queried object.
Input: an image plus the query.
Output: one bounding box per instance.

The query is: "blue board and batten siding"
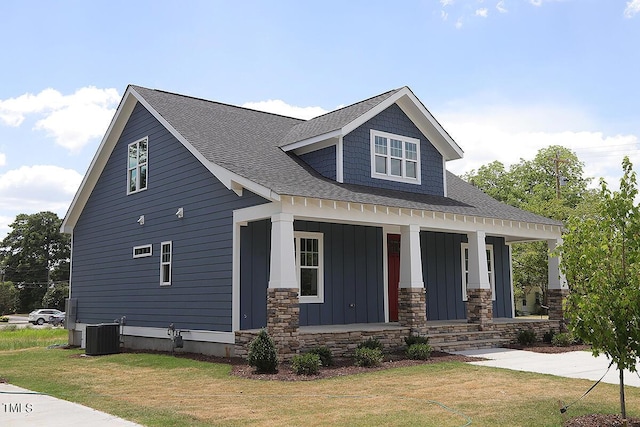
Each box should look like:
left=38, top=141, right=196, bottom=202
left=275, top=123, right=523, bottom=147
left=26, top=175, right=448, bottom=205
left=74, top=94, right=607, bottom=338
left=71, top=102, right=267, bottom=332
left=342, top=104, right=444, bottom=196
left=421, top=232, right=513, bottom=320
left=240, top=220, right=385, bottom=329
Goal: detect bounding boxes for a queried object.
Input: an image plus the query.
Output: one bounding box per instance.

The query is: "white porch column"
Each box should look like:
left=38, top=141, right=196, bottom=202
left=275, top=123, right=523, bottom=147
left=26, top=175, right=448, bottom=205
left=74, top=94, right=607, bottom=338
left=399, top=224, right=424, bottom=289
left=268, top=213, right=297, bottom=289
left=466, top=231, right=492, bottom=327
left=547, top=238, right=568, bottom=291
left=467, top=231, right=490, bottom=290
left=397, top=224, right=427, bottom=335
left=547, top=238, right=568, bottom=322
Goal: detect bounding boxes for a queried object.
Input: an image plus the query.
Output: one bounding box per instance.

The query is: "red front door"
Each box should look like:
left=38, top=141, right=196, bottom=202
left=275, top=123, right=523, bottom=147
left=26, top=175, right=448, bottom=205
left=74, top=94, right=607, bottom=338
left=387, top=234, right=401, bottom=322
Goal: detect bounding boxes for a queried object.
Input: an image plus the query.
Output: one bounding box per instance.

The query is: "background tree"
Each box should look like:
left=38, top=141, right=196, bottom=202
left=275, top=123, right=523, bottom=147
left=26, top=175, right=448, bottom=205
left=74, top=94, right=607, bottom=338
left=0, top=281, right=18, bottom=315
left=42, top=283, right=69, bottom=311
left=0, top=212, right=70, bottom=312
left=558, top=157, right=640, bottom=420
left=463, top=146, right=594, bottom=310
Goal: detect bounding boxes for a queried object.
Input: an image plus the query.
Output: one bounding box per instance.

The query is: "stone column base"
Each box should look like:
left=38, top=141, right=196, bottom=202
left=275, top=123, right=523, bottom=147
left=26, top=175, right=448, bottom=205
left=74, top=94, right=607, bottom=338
left=267, top=288, right=300, bottom=360
left=466, top=288, right=493, bottom=330
left=547, top=288, right=568, bottom=322
left=398, top=287, right=427, bottom=336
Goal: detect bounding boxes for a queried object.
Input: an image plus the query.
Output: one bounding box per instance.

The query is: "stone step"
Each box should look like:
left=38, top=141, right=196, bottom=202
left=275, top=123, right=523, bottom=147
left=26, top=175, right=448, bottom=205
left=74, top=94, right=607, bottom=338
left=431, top=337, right=510, bottom=352
left=427, top=330, right=501, bottom=344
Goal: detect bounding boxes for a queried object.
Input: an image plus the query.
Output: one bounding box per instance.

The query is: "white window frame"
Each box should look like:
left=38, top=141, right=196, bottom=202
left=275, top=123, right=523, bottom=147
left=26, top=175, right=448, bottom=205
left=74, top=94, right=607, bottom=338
left=160, top=241, right=172, bottom=286
left=133, top=244, right=152, bottom=258
left=370, top=129, right=421, bottom=185
left=127, top=137, right=148, bottom=194
left=461, top=243, right=495, bottom=301
left=294, top=231, right=324, bottom=303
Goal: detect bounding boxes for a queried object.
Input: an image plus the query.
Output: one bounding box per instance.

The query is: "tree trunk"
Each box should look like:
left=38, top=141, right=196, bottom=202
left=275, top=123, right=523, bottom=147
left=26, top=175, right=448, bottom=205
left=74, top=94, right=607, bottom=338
left=620, top=368, right=627, bottom=425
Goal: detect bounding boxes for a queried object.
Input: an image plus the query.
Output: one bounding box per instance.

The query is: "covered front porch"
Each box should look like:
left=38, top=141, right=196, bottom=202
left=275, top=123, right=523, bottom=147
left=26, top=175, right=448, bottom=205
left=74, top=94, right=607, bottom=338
left=232, top=195, right=566, bottom=360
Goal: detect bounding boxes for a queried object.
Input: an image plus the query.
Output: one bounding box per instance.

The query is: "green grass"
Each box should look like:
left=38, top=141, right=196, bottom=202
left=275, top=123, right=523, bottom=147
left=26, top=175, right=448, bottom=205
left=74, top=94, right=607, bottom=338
left=0, top=335, right=638, bottom=426
left=0, top=325, right=68, bottom=350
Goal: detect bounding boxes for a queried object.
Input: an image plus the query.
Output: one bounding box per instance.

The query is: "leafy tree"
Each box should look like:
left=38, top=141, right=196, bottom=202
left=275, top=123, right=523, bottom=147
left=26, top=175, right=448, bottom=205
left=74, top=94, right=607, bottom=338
left=558, top=157, right=640, bottom=419
left=463, top=146, right=594, bottom=307
left=42, top=283, right=69, bottom=311
left=0, top=281, right=18, bottom=315
left=0, top=212, right=70, bottom=312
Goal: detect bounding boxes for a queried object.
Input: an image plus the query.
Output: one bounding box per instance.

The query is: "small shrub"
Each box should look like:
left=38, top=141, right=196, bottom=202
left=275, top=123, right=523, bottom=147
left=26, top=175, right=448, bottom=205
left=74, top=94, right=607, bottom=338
left=404, top=334, right=429, bottom=347
left=309, top=346, right=333, bottom=367
left=406, top=343, right=432, bottom=360
left=247, top=329, right=278, bottom=373
left=517, top=329, right=536, bottom=346
left=357, top=337, right=383, bottom=351
left=552, top=332, right=575, bottom=347
left=291, top=353, right=321, bottom=375
left=543, top=330, right=555, bottom=344
left=0, top=316, right=8, bottom=323
left=354, top=347, right=383, bottom=367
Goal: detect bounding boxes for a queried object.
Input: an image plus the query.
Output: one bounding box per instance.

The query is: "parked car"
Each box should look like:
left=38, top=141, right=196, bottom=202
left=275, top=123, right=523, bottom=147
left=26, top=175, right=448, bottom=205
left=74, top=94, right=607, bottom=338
left=49, top=312, right=66, bottom=327
left=28, top=309, right=62, bottom=325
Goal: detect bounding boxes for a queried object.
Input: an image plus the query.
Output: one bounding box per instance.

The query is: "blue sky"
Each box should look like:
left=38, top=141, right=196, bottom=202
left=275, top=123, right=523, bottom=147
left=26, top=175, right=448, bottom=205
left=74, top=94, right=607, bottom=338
left=1, top=0, right=639, bottom=239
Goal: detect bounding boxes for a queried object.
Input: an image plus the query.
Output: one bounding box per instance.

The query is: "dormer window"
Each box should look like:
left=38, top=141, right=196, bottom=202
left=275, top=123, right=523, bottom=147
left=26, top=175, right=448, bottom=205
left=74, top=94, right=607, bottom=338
left=370, top=130, right=421, bottom=185
left=127, top=137, right=148, bottom=194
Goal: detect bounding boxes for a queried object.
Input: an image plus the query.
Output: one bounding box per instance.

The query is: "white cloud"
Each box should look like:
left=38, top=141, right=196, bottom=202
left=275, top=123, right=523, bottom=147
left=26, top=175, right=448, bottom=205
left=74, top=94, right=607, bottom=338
left=439, top=105, right=640, bottom=191
left=455, top=17, right=464, bottom=29
left=440, top=0, right=454, bottom=6
left=0, top=165, right=82, bottom=212
left=624, top=0, right=640, bottom=18
left=476, top=8, right=489, bottom=17
left=0, top=87, right=120, bottom=152
left=496, top=0, right=508, bottom=13
left=242, top=99, right=329, bottom=120
left=441, top=10, right=449, bottom=20
left=0, top=153, right=5, bottom=167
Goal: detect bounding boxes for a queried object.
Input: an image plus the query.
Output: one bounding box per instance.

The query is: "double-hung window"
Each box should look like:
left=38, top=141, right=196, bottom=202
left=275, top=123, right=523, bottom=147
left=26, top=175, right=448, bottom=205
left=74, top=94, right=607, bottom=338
left=160, top=241, right=172, bottom=286
left=370, top=130, right=421, bottom=184
left=294, top=232, right=323, bottom=303
left=461, top=244, right=495, bottom=301
left=127, top=137, right=148, bottom=194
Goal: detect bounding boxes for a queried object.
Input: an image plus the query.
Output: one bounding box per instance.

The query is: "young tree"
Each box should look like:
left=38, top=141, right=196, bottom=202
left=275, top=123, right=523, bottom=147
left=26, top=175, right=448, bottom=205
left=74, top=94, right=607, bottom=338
left=0, top=281, right=18, bottom=315
left=559, top=157, right=640, bottom=420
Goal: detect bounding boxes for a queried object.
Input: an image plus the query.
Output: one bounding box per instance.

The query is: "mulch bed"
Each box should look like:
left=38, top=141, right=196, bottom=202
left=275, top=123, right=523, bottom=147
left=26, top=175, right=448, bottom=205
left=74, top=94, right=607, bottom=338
left=564, top=414, right=640, bottom=427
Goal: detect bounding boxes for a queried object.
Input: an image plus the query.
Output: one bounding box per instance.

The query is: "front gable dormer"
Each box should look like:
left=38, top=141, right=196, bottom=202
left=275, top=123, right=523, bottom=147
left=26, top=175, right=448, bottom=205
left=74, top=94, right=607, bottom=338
left=281, top=86, right=463, bottom=198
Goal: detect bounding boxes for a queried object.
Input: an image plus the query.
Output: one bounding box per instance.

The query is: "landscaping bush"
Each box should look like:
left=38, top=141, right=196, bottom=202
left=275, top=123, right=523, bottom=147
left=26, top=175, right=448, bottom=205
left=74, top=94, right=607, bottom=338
left=406, top=343, right=432, bottom=360
left=309, top=346, right=333, bottom=367
left=357, top=337, right=383, bottom=351
left=543, top=330, right=555, bottom=344
left=354, top=347, right=383, bottom=367
left=404, top=334, right=429, bottom=347
left=247, top=329, right=279, bottom=373
left=291, top=353, right=321, bottom=375
left=517, top=329, right=536, bottom=346
left=0, top=316, right=8, bottom=323
left=552, top=332, right=576, bottom=347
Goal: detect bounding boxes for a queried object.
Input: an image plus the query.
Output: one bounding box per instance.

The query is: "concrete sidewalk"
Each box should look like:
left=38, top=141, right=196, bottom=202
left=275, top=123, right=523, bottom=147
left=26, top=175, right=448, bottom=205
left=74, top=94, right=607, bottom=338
left=0, top=383, right=142, bottom=427
left=455, top=348, right=640, bottom=387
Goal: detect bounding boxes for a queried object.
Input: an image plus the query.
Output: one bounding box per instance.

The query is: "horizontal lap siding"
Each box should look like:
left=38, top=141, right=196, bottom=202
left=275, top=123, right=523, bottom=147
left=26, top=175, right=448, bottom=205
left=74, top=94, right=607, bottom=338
left=72, top=102, right=267, bottom=332
left=239, top=220, right=384, bottom=329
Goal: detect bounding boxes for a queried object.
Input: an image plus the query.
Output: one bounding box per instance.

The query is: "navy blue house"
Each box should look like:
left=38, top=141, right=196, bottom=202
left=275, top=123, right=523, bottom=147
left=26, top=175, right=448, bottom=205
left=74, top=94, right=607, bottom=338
left=62, top=85, right=566, bottom=356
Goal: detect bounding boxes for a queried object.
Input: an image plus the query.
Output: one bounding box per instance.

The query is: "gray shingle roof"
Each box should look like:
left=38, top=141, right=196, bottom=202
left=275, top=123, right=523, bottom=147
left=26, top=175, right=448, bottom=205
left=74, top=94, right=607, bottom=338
left=131, top=85, right=561, bottom=227
left=279, top=88, right=402, bottom=146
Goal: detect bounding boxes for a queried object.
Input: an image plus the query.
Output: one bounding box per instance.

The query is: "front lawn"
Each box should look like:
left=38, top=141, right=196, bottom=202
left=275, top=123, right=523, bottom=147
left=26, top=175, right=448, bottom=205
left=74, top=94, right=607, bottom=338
left=0, top=329, right=638, bottom=426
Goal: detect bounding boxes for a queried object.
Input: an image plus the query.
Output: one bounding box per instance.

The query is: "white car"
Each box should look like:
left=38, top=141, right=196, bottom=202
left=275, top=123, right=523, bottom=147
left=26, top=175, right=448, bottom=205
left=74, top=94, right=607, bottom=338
left=28, top=309, right=62, bottom=325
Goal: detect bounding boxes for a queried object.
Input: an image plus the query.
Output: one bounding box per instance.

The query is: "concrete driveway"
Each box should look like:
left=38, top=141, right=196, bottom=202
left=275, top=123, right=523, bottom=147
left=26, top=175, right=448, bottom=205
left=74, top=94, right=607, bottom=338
left=455, top=348, right=640, bottom=387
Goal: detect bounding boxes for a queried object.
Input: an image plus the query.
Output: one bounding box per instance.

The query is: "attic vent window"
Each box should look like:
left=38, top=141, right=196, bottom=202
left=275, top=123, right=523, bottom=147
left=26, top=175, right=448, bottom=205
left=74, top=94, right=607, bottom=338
left=127, top=137, right=148, bottom=194
left=133, top=244, right=152, bottom=258
left=370, top=130, right=421, bottom=185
